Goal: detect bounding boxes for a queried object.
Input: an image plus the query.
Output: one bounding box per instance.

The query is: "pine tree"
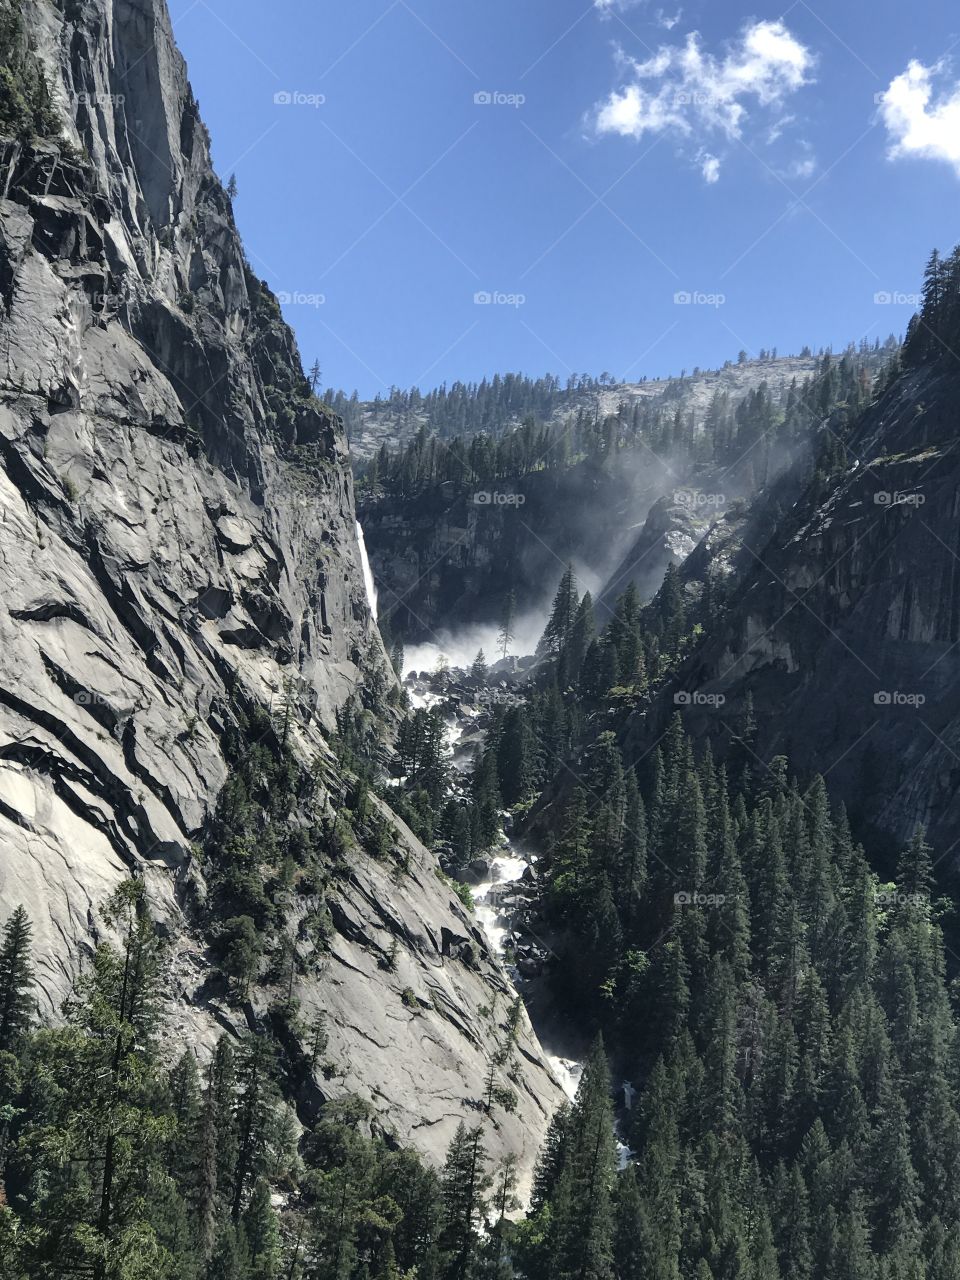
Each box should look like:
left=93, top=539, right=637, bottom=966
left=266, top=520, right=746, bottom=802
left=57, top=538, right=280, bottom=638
left=565, top=592, right=596, bottom=686
left=614, top=1165, right=648, bottom=1280
left=209, top=1222, right=248, bottom=1279
left=896, top=826, right=935, bottom=901
left=531, top=1103, right=571, bottom=1213
left=540, top=565, right=579, bottom=656
left=0, top=906, right=33, bottom=1052
left=619, top=774, right=647, bottom=936
left=471, top=649, right=489, bottom=687
left=497, top=591, right=516, bottom=661
left=14, top=881, right=170, bottom=1279
left=231, top=1034, right=280, bottom=1221
left=548, top=1036, right=616, bottom=1280
left=440, top=1123, right=490, bottom=1279
left=243, top=1177, right=281, bottom=1279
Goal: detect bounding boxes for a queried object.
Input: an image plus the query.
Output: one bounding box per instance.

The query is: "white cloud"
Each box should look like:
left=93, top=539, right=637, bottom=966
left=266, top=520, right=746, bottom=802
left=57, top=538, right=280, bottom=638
left=766, top=114, right=795, bottom=145
left=593, top=19, right=815, bottom=181
left=700, top=153, right=721, bottom=183
left=785, top=153, right=816, bottom=180
left=776, top=138, right=817, bottom=181
left=594, top=0, right=681, bottom=24
left=594, top=0, right=647, bottom=12
left=879, top=59, right=960, bottom=177
left=656, top=7, right=683, bottom=28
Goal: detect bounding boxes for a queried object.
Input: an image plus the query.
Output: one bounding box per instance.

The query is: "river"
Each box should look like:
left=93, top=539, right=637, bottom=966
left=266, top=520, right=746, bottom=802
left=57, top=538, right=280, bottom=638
left=407, top=670, right=640, bottom=1162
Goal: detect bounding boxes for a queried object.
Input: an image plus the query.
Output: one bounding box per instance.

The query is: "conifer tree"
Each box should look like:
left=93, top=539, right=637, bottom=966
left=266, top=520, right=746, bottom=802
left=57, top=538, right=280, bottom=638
left=0, top=906, right=33, bottom=1053
left=547, top=1036, right=616, bottom=1280
left=243, top=1177, right=281, bottom=1279
left=531, top=1102, right=571, bottom=1213
left=440, top=1123, right=490, bottom=1279
left=497, top=591, right=516, bottom=660
left=539, top=565, right=579, bottom=656
left=471, top=649, right=489, bottom=687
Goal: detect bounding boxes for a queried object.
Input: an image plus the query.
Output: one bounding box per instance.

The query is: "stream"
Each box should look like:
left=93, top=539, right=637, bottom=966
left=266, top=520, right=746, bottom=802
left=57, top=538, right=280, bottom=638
left=406, top=672, right=634, bottom=1161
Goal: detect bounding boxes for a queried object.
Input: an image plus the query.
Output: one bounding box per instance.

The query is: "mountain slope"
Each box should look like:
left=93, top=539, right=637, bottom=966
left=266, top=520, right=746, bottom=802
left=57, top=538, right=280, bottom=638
left=650, top=357, right=960, bottom=857
left=0, top=0, right=561, bottom=1178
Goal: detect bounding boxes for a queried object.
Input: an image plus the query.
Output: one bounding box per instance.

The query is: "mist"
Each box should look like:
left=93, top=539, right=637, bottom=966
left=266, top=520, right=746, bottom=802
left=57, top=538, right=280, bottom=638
left=403, top=608, right=550, bottom=676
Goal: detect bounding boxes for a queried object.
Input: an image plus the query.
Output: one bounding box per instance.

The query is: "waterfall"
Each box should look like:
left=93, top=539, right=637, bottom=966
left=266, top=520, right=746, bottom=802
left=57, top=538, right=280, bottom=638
left=355, top=521, right=378, bottom=619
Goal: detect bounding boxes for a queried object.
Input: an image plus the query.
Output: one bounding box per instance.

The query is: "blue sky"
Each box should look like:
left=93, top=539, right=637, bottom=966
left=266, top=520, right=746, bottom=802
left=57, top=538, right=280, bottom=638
left=171, top=0, right=960, bottom=398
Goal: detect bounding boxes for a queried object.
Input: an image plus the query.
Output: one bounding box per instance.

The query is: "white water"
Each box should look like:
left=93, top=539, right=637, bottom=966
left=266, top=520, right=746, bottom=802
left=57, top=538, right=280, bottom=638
left=473, top=846, right=529, bottom=959
left=548, top=1055, right=584, bottom=1102
left=356, top=521, right=378, bottom=619
left=403, top=613, right=547, bottom=677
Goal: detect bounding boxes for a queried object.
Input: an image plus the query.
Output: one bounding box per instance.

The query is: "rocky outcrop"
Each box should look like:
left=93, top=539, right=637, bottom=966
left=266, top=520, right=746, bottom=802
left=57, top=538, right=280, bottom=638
left=596, top=491, right=715, bottom=615
left=0, top=0, right=562, bottom=1183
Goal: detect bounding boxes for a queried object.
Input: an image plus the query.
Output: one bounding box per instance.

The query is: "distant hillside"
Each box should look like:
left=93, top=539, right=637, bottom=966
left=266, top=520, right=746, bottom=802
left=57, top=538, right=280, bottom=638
left=352, top=344, right=896, bottom=644
left=332, top=345, right=897, bottom=464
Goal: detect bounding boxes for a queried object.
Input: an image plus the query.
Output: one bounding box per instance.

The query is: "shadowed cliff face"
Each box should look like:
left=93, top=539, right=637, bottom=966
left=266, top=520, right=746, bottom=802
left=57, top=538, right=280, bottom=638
left=0, top=0, right=563, bottom=1183
left=360, top=457, right=675, bottom=640
left=651, top=363, right=960, bottom=859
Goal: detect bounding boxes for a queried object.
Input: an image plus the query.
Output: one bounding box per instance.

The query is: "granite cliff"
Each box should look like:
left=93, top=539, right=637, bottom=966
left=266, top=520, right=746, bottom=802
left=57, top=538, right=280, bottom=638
left=0, top=0, right=562, bottom=1181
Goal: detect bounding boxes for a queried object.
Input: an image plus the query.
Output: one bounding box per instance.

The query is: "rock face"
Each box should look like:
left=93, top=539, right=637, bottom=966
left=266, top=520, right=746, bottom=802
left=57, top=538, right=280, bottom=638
left=0, top=0, right=562, bottom=1184
left=595, top=492, right=715, bottom=616
left=649, top=364, right=960, bottom=858
left=360, top=459, right=668, bottom=639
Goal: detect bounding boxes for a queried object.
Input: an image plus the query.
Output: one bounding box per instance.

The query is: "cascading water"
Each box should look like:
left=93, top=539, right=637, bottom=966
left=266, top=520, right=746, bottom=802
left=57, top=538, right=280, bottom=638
left=356, top=521, right=378, bottom=619
left=405, top=671, right=635, bottom=1167
left=410, top=679, right=584, bottom=1098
